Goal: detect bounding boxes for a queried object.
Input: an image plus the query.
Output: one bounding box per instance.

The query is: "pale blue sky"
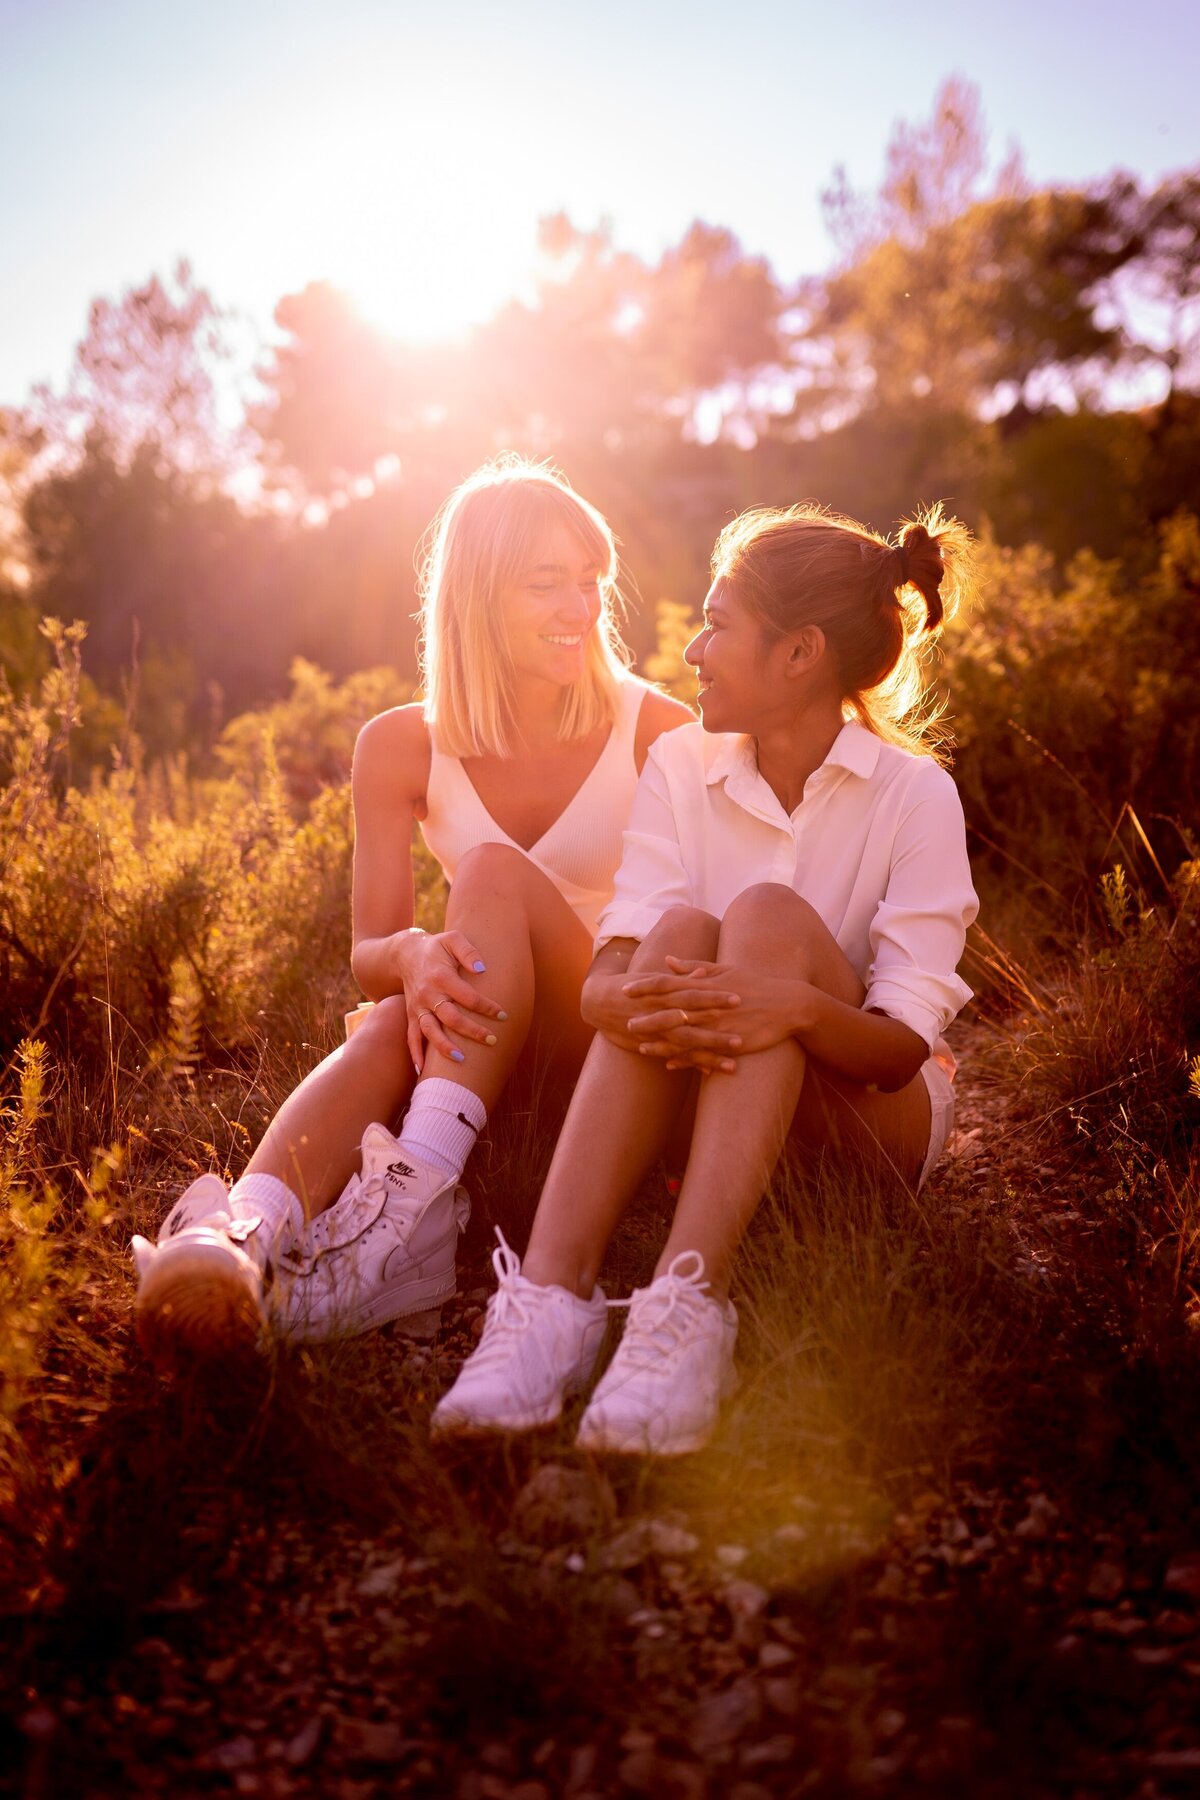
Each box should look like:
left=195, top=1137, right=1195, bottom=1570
left=2, top=0, right=1197, bottom=406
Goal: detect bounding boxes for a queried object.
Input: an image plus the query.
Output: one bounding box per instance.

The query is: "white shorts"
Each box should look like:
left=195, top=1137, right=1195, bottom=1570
left=917, top=1056, right=956, bottom=1189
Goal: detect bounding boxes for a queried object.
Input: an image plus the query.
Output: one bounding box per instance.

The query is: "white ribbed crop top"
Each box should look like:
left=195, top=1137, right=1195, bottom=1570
left=420, top=677, right=649, bottom=938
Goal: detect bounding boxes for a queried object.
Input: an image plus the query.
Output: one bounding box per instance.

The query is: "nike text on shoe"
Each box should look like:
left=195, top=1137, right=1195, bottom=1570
left=575, top=1250, right=738, bottom=1457
left=132, top=1174, right=270, bottom=1370
left=274, top=1122, right=469, bottom=1342
left=431, top=1229, right=608, bottom=1437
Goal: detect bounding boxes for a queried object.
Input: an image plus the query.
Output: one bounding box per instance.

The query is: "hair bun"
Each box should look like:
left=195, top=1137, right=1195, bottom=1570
left=895, top=521, right=943, bottom=633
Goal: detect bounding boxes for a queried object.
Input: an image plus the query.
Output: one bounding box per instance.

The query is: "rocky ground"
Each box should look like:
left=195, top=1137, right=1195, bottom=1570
left=5, top=1027, right=1200, bottom=1799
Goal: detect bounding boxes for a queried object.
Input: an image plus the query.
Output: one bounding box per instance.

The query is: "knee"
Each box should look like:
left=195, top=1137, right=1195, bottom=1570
left=452, top=841, right=530, bottom=899
left=635, top=904, right=719, bottom=964
left=720, top=884, right=823, bottom=959
left=345, top=993, right=411, bottom=1072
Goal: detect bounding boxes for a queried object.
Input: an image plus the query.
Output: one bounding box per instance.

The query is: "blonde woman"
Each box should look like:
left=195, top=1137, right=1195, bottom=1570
left=133, top=459, right=691, bottom=1365
left=434, top=503, right=979, bottom=1454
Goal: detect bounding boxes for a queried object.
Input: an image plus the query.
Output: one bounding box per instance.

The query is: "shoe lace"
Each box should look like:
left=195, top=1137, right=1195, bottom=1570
left=465, top=1228, right=542, bottom=1368
left=607, top=1250, right=713, bottom=1369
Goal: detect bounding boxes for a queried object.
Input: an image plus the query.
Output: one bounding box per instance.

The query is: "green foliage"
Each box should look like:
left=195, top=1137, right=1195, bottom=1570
left=641, top=598, right=698, bottom=700
left=1014, top=856, right=1200, bottom=1165
left=0, top=633, right=440, bottom=1074
left=216, top=656, right=412, bottom=805
left=946, top=512, right=1200, bottom=897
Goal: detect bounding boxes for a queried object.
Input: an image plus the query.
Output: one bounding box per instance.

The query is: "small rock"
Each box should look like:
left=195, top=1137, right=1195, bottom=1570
left=618, top=1752, right=705, bottom=1797
left=18, top=1707, right=56, bottom=1741
left=600, top=1518, right=699, bottom=1570
left=282, top=1715, right=323, bottom=1766
left=739, top=1736, right=796, bottom=1770
left=722, top=1579, right=770, bottom=1621
left=691, top=1679, right=763, bottom=1753
left=334, top=1717, right=412, bottom=1764
left=1086, top=1561, right=1126, bottom=1604
left=213, top=1736, right=258, bottom=1771
left=1013, top=1494, right=1059, bottom=1540
left=356, top=1557, right=406, bottom=1598
left=565, top=1743, right=598, bottom=1793
left=512, top=1464, right=617, bottom=1546
left=715, top=1543, right=749, bottom=1568
left=480, top=1742, right=517, bottom=1773
left=1148, top=1750, right=1200, bottom=1772
left=1163, top=1555, right=1200, bottom=1601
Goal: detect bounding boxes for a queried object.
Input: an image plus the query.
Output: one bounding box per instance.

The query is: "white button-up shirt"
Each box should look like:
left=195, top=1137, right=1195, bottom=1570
left=596, top=720, right=978, bottom=1064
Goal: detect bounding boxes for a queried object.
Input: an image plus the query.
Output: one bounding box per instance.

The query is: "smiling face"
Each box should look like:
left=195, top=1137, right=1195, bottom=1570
left=684, top=578, right=786, bottom=734
left=502, top=524, right=605, bottom=687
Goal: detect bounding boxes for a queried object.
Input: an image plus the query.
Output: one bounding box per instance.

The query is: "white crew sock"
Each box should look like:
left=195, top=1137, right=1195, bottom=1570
left=396, top=1079, right=487, bottom=1181
left=227, top=1172, right=305, bottom=1258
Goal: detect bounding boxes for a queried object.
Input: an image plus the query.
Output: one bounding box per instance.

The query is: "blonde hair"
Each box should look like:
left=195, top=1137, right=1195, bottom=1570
left=711, top=500, right=974, bottom=759
left=417, top=456, right=632, bottom=757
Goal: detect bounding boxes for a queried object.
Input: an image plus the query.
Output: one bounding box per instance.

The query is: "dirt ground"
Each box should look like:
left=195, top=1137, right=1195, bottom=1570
left=4, top=1024, right=1200, bottom=1800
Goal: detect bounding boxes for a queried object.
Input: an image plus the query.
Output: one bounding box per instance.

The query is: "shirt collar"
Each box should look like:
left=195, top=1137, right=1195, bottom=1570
left=704, top=719, right=882, bottom=790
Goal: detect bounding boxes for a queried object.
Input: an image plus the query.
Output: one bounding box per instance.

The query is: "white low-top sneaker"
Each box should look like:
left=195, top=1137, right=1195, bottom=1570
left=274, top=1123, right=469, bottom=1342
left=132, top=1174, right=270, bottom=1368
left=575, top=1251, right=738, bottom=1456
left=431, top=1230, right=609, bottom=1436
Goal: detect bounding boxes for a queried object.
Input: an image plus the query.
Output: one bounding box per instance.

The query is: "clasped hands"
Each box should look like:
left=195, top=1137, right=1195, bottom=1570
left=614, top=955, right=804, bottom=1076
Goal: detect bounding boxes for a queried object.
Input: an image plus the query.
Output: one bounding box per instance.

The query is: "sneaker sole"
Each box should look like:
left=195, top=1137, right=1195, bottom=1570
left=430, top=1361, right=605, bottom=1440
left=575, top=1366, right=739, bottom=1458
left=136, top=1243, right=266, bottom=1369
left=575, top=1419, right=713, bottom=1456
left=429, top=1398, right=565, bottom=1439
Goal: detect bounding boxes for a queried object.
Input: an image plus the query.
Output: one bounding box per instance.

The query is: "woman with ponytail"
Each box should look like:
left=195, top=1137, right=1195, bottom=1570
left=433, top=502, right=979, bottom=1455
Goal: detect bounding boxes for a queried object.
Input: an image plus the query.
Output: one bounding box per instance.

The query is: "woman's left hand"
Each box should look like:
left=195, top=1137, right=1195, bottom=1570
left=626, top=955, right=814, bottom=1070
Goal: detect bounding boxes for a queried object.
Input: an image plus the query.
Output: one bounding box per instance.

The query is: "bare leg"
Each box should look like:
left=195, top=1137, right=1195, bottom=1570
left=421, top=843, right=595, bottom=1110
left=521, top=907, right=720, bottom=1296
left=243, top=843, right=593, bottom=1218
left=242, top=996, right=416, bottom=1217
left=658, top=884, right=932, bottom=1294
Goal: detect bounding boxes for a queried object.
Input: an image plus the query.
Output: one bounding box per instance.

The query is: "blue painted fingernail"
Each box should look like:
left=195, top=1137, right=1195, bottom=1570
left=497, top=1010, right=508, bottom=1021
left=473, top=960, right=486, bottom=973
left=450, top=1048, right=465, bottom=1062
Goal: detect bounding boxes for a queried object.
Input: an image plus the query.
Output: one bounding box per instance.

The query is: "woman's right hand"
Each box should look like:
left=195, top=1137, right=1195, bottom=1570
left=394, top=929, right=507, bottom=1074
left=582, top=957, right=741, bottom=1073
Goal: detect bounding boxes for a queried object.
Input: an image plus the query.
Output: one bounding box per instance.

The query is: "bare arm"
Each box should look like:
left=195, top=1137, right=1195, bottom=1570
left=348, top=706, right=427, bottom=999
left=624, top=958, right=927, bottom=1090
left=349, top=706, right=504, bottom=1069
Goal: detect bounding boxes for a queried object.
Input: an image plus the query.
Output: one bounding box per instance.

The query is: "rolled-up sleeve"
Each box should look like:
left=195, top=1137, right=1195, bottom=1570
left=595, top=743, right=693, bottom=948
left=862, top=768, right=978, bottom=1051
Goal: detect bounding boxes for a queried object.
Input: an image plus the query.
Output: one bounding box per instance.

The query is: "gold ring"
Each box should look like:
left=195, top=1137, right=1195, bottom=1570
left=679, top=1010, right=689, bottom=1026
left=432, top=998, right=450, bottom=1014
left=417, top=1010, right=433, bottom=1026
